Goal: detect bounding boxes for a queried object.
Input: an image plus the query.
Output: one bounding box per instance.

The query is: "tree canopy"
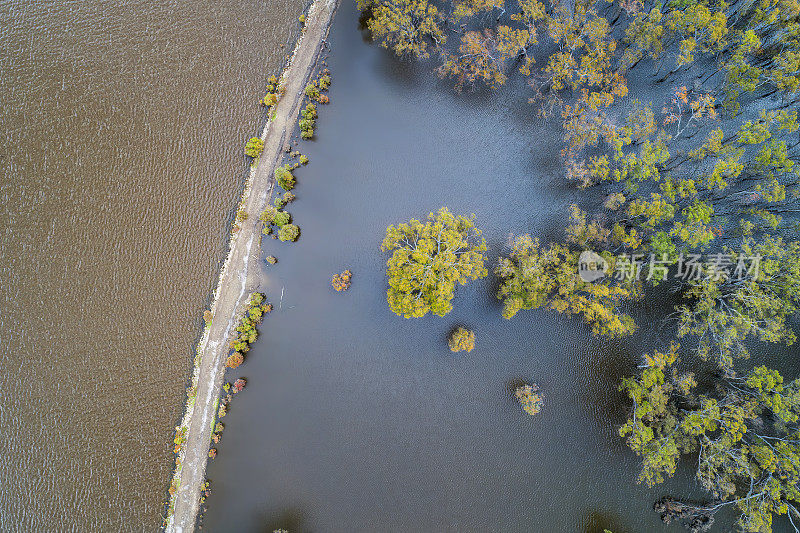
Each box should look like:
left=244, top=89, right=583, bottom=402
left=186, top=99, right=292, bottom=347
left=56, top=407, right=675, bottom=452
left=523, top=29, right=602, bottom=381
left=495, top=233, right=639, bottom=337
left=360, top=0, right=800, bottom=528
left=357, top=0, right=446, bottom=58
left=382, top=207, right=487, bottom=318
left=448, top=326, right=476, bottom=352
left=620, top=344, right=800, bottom=532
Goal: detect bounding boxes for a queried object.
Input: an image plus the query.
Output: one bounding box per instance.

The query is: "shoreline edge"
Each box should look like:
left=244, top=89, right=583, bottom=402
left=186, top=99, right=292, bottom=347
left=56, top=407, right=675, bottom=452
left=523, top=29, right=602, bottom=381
left=164, top=1, right=340, bottom=530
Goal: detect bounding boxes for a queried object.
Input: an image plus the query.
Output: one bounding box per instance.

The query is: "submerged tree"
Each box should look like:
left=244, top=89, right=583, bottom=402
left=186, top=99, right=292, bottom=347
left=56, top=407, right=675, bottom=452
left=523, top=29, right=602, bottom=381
left=495, top=233, right=639, bottom=337
left=515, top=383, right=543, bottom=415
left=535, top=3, right=628, bottom=113
left=355, top=1, right=800, bottom=528
left=225, top=352, right=244, bottom=369
left=676, top=238, right=800, bottom=370
left=275, top=165, right=296, bottom=191
left=357, top=0, right=446, bottom=58
left=620, top=345, right=800, bottom=532
left=381, top=207, right=487, bottom=318
left=438, top=27, right=533, bottom=90
left=553, top=102, right=800, bottom=369
left=620, top=2, right=728, bottom=71
left=448, top=327, right=476, bottom=352
left=278, top=224, right=300, bottom=242
left=438, top=0, right=545, bottom=90
left=332, top=269, right=353, bottom=291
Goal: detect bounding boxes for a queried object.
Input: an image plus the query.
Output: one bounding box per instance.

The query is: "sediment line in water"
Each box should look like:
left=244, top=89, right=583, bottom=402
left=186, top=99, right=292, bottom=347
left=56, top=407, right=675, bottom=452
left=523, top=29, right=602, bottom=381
left=164, top=1, right=339, bottom=530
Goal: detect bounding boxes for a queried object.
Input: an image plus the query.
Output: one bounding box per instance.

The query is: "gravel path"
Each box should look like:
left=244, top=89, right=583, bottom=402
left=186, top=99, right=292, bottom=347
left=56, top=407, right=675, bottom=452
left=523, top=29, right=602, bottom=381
left=166, top=1, right=339, bottom=530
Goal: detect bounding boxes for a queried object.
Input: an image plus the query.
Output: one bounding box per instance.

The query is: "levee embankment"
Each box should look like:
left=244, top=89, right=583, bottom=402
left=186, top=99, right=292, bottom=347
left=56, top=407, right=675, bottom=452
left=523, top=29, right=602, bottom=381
left=165, top=1, right=339, bottom=530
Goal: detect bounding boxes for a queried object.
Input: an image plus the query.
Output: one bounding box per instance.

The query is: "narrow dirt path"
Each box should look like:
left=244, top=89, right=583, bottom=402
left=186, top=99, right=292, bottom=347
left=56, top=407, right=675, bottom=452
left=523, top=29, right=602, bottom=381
left=167, top=1, right=339, bottom=530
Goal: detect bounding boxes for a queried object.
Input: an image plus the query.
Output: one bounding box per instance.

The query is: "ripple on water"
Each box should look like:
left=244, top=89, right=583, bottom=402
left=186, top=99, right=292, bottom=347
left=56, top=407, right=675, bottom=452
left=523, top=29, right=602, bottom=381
left=0, top=0, right=304, bottom=530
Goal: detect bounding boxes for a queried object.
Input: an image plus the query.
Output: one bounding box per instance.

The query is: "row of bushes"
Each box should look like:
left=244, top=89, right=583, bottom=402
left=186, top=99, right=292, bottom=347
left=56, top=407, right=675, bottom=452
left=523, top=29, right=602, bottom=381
left=198, top=480, right=211, bottom=506
left=260, top=74, right=283, bottom=107
left=304, top=70, right=331, bottom=101
left=259, top=205, right=299, bottom=242
left=174, top=54, right=316, bottom=531
left=251, top=72, right=288, bottom=161
left=515, top=384, right=543, bottom=416
left=225, top=293, right=271, bottom=369
left=300, top=69, right=331, bottom=139
left=299, top=103, right=317, bottom=139
left=199, top=72, right=298, bottom=517
left=260, top=149, right=310, bottom=244
left=206, top=377, right=247, bottom=464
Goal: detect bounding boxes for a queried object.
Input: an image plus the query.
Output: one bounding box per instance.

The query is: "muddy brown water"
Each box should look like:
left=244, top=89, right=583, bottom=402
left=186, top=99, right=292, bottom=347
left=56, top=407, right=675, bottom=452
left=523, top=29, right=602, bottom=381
left=0, top=0, right=303, bottom=530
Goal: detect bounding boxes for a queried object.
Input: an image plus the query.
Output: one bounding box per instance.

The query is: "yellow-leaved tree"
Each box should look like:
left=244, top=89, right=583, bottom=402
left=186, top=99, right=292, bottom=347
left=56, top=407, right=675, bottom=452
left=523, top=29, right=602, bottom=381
left=357, top=0, right=446, bottom=58
left=382, top=207, right=488, bottom=318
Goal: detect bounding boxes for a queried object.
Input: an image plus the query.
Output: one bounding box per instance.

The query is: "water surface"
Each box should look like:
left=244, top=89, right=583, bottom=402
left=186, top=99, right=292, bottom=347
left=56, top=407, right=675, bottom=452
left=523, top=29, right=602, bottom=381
left=0, top=0, right=302, bottom=530
left=200, top=3, right=738, bottom=531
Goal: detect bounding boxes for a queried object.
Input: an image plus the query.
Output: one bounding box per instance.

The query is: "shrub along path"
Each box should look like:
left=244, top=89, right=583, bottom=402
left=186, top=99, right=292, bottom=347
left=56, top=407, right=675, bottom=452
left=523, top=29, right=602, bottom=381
left=167, top=1, right=339, bottom=531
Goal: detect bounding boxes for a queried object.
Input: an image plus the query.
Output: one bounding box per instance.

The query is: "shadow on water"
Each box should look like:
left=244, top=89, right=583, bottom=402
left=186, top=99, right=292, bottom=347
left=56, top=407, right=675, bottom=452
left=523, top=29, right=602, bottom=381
left=356, top=8, right=373, bottom=40
left=505, top=377, right=531, bottom=391
left=581, top=509, right=630, bottom=533
left=375, top=53, right=430, bottom=91
left=260, top=507, right=308, bottom=533
left=483, top=269, right=507, bottom=314
left=578, top=336, right=637, bottom=447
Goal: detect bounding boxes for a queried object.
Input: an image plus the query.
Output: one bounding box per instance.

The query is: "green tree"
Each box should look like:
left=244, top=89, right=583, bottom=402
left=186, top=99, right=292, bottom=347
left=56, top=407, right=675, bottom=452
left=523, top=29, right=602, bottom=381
left=278, top=224, right=300, bottom=242
left=450, top=0, right=507, bottom=23
left=495, top=234, right=638, bottom=337
left=260, top=205, right=278, bottom=224
left=438, top=28, right=527, bottom=90
left=620, top=2, right=728, bottom=71
left=677, top=238, right=800, bottom=370
left=620, top=7, right=665, bottom=68
left=721, top=0, right=800, bottom=111
left=381, top=207, right=487, bottom=318
left=357, top=0, right=446, bottom=59
left=515, top=384, right=543, bottom=415
left=620, top=346, right=800, bottom=532
left=448, top=327, right=476, bottom=352
left=299, top=103, right=317, bottom=139
left=530, top=3, right=628, bottom=126
left=245, top=137, right=264, bottom=158
left=273, top=210, right=291, bottom=227
left=275, top=165, right=295, bottom=190
left=437, top=1, right=542, bottom=93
